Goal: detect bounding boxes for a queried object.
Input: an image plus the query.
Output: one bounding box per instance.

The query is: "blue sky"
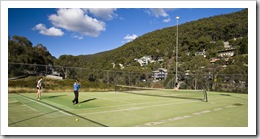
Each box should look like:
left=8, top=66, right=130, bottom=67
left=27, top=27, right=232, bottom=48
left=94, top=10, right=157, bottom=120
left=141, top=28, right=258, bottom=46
left=8, top=8, right=245, bottom=58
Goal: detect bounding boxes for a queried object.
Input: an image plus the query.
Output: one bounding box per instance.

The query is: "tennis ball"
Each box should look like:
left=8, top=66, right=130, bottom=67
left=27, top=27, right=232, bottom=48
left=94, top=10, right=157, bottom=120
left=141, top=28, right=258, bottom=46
left=76, top=118, right=79, bottom=122
left=79, top=104, right=81, bottom=107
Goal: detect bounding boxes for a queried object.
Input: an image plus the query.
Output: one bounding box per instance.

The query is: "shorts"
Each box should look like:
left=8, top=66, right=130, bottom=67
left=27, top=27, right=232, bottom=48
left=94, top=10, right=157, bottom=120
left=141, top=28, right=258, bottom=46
left=37, top=86, right=41, bottom=90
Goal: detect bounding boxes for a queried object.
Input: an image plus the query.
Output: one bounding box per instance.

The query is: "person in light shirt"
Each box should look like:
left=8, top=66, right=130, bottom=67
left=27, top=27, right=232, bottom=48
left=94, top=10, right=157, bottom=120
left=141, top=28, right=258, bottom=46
left=36, top=77, right=43, bottom=101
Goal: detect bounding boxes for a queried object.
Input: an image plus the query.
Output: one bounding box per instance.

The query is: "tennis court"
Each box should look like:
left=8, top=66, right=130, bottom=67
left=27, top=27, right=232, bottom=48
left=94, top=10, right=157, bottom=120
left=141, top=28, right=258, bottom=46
left=8, top=90, right=248, bottom=127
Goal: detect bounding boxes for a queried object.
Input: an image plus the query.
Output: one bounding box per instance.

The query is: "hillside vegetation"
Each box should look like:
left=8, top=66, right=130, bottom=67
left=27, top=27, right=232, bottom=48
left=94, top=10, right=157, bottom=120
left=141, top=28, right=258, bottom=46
left=76, top=9, right=248, bottom=71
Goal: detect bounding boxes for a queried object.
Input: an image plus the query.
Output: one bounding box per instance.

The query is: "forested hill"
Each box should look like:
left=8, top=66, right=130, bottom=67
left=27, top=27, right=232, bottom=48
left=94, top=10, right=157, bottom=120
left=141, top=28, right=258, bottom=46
left=67, top=9, right=248, bottom=71
left=9, top=9, right=248, bottom=73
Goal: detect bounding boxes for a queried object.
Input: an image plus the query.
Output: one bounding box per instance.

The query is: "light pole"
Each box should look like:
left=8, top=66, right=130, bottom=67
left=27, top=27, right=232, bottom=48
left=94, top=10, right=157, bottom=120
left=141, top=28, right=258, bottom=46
left=175, top=16, right=179, bottom=85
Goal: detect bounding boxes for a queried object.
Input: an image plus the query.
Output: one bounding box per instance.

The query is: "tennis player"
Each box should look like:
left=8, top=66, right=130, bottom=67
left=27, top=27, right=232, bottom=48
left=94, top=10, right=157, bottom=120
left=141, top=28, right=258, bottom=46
left=72, top=79, right=80, bottom=104
left=36, top=77, right=43, bottom=101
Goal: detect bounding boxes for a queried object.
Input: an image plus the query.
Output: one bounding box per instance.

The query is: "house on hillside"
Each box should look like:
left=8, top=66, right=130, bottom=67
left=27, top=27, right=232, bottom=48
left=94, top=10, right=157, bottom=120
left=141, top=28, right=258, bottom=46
left=195, top=49, right=206, bottom=58
left=152, top=68, right=168, bottom=80
left=210, top=57, right=220, bottom=64
left=217, top=41, right=237, bottom=58
left=111, top=63, right=124, bottom=69
left=157, top=57, right=164, bottom=62
left=46, top=66, right=63, bottom=80
left=111, top=63, right=116, bottom=68
left=119, top=64, right=124, bottom=69
left=224, top=41, right=232, bottom=49
left=134, top=56, right=155, bottom=66
left=218, top=49, right=236, bottom=58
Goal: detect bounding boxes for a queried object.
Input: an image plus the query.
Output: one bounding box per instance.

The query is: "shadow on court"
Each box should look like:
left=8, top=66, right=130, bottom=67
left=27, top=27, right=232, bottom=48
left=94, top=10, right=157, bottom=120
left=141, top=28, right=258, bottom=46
left=42, top=95, right=67, bottom=100
left=220, top=93, right=247, bottom=100
left=79, top=98, right=97, bottom=104
left=220, top=94, right=231, bottom=96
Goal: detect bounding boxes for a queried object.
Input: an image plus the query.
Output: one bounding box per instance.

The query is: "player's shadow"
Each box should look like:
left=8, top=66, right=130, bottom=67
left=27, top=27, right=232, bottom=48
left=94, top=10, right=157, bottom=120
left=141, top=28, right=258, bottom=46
left=43, top=95, right=67, bottom=99
left=220, top=94, right=231, bottom=96
left=79, top=98, right=97, bottom=104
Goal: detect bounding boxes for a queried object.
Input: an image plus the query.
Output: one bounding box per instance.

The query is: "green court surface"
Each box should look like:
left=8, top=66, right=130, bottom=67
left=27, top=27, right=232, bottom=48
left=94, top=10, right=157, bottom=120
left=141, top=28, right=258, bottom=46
left=8, top=91, right=248, bottom=127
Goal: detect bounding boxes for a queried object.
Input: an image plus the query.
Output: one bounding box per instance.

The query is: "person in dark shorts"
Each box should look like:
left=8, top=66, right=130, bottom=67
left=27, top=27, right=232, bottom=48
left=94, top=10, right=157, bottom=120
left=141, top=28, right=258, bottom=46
left=36, top=77, right=43, bottom=101
left=72, top=79, right=80, bottom=104
left=175, top=82, right=178, bottom=88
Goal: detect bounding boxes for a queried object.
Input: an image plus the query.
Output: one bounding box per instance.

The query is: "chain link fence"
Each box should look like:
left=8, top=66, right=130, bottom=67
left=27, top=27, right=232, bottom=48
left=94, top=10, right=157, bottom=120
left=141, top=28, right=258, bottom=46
left=8, top=63, right=248, bottom=93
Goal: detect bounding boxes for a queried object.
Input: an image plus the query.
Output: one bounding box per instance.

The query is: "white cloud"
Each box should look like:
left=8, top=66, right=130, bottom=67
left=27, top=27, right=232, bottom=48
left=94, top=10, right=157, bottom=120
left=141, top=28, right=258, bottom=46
left=83, top=8, right=117, bottom=20
left=72, top=34, right=83, bottom=40
left=49, top=8, right=106, bottom=37
left=123, top=34, right=138, bottom=43
left=33, top=23, right=64, bottom=36
left=148, top=8, right=169, bottom=18
left=147, top=8, right=175, bottom=23
left=163, top=17, right=171, bottom=23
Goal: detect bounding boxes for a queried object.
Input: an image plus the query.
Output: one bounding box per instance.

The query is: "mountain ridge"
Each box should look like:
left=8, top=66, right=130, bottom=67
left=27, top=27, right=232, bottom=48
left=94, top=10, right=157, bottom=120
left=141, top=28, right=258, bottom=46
left=70, top=9, right=247, bottom=71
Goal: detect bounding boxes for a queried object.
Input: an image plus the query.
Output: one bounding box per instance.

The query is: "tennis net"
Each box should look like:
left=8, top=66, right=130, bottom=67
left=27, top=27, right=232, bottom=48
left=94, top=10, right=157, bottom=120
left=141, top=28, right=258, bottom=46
left=115, top=85, right=208, bottom=102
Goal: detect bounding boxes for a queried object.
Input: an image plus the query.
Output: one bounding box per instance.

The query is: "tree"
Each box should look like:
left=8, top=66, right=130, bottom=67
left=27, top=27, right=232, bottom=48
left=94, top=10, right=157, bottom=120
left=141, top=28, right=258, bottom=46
left=8, top=35, right=55, bottom=77
left=188, top=56, right=210, bottom=90
left=238, top=37, right=248, bottom=54
left=54, top=55, right=80, bottom=78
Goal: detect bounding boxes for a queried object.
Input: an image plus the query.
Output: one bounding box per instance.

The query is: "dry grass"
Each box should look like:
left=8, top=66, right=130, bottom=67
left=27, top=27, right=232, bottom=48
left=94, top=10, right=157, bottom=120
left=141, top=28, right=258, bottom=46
left=8, top=87, right=114, bottom=93
left=8, top=76, right=114, bottom=93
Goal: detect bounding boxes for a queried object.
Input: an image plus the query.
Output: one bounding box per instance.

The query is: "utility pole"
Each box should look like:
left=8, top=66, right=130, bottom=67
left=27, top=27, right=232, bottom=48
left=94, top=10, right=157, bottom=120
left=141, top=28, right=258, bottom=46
left=176, top=16, right=179, bottom=85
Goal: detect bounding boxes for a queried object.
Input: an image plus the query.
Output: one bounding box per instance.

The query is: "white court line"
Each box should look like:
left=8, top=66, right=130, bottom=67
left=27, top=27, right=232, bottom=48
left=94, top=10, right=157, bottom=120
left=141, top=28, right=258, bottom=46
left=76, top=94, right=181, bottom=110
left=9, top=97, right=40, bottom=112
left=142, top=115, right=193, bottom=126
left=225, top=105, right=237, bottom=108
left=78, top=93, right=221, bottom=115
left=74, top=95, right=186, bottom=113
left=100, top=99, right=176, bottom=108
left=79, top=99, right=207, bottom=116
left=98, top=97, right=132, bottom=104
left=19, top=94, right=72, bottom=116
left=71, top=99, right=179, bottom=113
left=138, top=104, right=239, bottom=127
left=213, top=108, right=223, bottom=111
left=21, top=104, right=39, bottom=112
left=14, top=98, right=40, bottom=112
